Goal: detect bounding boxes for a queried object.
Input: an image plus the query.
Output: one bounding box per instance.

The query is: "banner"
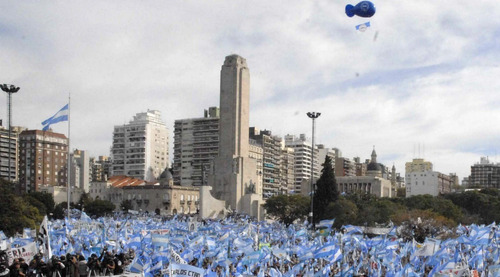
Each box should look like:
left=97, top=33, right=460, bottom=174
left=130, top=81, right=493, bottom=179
left=6, top=242, right=37, bottom=265
left=171, top=250, right=187, bottom=265
left=169, top=263, right=204, bottom=277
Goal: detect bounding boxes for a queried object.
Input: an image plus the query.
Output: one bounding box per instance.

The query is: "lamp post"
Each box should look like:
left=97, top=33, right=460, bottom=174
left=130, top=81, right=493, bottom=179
left=1, top=84, right=20, bottom=183
left=307, top=112, right=320, bottom=230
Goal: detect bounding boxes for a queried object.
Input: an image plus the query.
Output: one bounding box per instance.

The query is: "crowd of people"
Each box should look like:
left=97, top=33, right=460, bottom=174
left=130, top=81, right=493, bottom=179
left=1, top=211, right=499, bottom=276
left=1, top=247, right=136, bottom=277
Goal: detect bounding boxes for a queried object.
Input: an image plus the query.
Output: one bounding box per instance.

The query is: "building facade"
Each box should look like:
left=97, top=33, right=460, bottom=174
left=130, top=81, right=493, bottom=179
left=468, top=157, right=500, bottom=188
left=405, top=171, right=453, bottom=197
left=336, top=176, right=392, bottom=198
left=250, top=128, right=282, bottom=198
left=284, top=134, right=319, bottom=194
left=111, top=110, right=169, bottom=181
left=281, top=146, right=295, bottom=193
left=317, top=144, right=336, bottom=171
left=90, top=156, right=111, bottom=182
left=0, top=125, right=25, bottom=182
left=405, top=158, right=433, bottom=173
left=89, top=173, right=200, bottom=215
left=248, top=139, right=264, bottom=195
left=18, top=130, right=68, bottom=192
left=173, top=107, right=219, bottom=186
left=335, top=157, right=356, bottom=177
left=70, top=149, right=90, bottom=192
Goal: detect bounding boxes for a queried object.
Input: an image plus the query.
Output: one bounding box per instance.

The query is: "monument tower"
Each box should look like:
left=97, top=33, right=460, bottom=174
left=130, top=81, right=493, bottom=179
left=203, top=55, right=263, bottom=218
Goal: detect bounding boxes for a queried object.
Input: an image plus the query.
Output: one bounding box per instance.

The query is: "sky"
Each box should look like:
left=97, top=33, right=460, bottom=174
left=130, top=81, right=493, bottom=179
left=1, top=0, right=500, bottom=182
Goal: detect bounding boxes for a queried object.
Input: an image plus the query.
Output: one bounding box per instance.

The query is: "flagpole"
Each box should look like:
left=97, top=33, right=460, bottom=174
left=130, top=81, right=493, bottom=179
left=67, top=94, right=71, bottom=220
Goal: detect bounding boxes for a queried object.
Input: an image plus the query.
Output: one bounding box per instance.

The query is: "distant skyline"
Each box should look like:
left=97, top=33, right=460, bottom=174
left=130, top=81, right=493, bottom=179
left=1, top=0, right=500, bottom=181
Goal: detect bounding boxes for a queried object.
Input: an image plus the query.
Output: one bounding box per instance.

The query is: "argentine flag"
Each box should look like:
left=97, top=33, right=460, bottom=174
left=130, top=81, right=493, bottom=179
left=42, top=104, right=69, bottom=131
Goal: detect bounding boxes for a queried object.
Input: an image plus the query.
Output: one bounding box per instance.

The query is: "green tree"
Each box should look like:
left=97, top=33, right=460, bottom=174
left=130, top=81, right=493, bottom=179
left=0, top=179, right=42, bottom=236
left=324, top=198, right=358, bottom=229
left=85, top=199, right=116, bottom=218
left=120, top=199, right=133, bottom=211
left=79, top=192, right=92, bottom=207
left=53, top=202, right=66, bottom=220
left=28, top=191, right=56, bottom=215
left=313, top=156, right=339, bottom=223
left=264, top=194, right=310, bottom=226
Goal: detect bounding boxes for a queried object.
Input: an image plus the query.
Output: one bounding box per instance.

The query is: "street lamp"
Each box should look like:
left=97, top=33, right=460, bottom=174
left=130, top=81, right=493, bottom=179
left=307, top=112, right=321, bottom=230
left=1, top=84, right=20, bottom=183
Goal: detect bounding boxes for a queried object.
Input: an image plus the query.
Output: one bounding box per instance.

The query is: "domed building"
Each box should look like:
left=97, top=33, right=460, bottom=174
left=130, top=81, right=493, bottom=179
left=335, top=147, right=393, bottom=198
left=366, top=147, right=385, bottom=178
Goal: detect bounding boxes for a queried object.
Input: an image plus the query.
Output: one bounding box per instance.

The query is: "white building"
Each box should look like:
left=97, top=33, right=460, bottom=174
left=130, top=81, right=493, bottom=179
left=111, top=110, right=169, bottom=181
left=337, top=176, right=392, bottom=198
left=405, top=157, right=453, bottom=197
left=173, top=107, right=219, bottom=186
left=317, top=144, right=336, bottom=170
left=70, top=149, right=90, bottom=192
left=0, top=125, right=25, bottom=182
left=284, top=134, right=319, bottom=194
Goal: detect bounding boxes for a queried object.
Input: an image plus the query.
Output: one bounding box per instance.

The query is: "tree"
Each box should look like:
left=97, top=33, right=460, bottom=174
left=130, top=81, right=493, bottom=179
left=324, top=198, right=358, bottom=229
left=0, top=179, right=42, bottom=236
left=26, top=191, right=55, bottom=215
left=53, top=202, right=66, bottom=220
left=120, top=199, right=133, bottom=211
left=313, top=156, right=339, bottom=223
left=264, top=194, right=310, bottom=226
left=85, top=199, right=116, bottom=218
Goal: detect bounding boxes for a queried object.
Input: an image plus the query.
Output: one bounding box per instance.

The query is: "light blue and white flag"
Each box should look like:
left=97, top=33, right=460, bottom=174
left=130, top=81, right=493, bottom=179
left=151, top=234, right=169, bottom=247
left=314, top=242, right=337, bottom=259
left=355, top=22, right=371, bottom=32
left=42, top=103, right=69, bottom=131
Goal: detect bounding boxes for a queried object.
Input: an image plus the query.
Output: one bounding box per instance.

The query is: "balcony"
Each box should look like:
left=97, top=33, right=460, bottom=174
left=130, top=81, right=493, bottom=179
left=163, top=199, right=170, bottom=204
left=179, top=200, right=185, bottom=204
left=187, top=200, right=192, bottom=205
left=195, top=200, right=199, bottom=205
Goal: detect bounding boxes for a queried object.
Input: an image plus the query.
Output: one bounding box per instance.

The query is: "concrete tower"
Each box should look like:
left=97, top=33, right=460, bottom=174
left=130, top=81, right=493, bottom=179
left=204, top=55, right=262, bottom=218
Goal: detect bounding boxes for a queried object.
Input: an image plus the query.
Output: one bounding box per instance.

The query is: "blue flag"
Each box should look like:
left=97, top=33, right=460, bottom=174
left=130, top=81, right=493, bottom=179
left=42, top=104, right=69, bottom=131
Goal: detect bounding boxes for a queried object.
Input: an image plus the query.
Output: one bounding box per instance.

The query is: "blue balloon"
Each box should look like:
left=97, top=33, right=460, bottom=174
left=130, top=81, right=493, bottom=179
left=345, top=1, right=376, bottom=18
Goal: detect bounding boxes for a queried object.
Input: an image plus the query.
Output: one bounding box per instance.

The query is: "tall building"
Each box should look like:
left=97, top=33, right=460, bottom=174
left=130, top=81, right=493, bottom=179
left=173, top=107, right=219, bottom=186
left=204, top=55, right=262, bottom=218
left=405, top=157, right=452, bottom=197
left=249, top=139, right=263, bottom=195
left=70, top=149, right=90, bottom=192
left=317, top=144, right=336, bottom=171
left=0, top=124, right=25, bottom=182
left=280, top=146, right=295, bottom=193
left=405, top=158, right=433, bottom=173
left=18, top=130, right=68, bottom=192
left=469, top=157, right=500, bottom=188
left=335, top=157, right=356, bottom=177
left=90, top=156, right=111, bottom=182
left=353, top=157, right=367, bottom=176
left=284, top=134, right=319, bottom=194
left=249, top=128, right=282, bottom=198
left=111, top=110, right=169, bottom=181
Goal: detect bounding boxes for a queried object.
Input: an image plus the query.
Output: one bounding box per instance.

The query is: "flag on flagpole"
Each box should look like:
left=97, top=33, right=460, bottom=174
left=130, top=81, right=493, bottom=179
left=42, top=104, right=69, bottom=131
left=38, top=215, right=52, bottom=260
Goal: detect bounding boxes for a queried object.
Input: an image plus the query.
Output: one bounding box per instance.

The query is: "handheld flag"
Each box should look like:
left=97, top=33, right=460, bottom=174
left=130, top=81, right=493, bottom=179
left=356, top=22, right=371, bottom=32
left=42, top=104, right=69, bottom=131
left=38, top=215, right=52, bottom=260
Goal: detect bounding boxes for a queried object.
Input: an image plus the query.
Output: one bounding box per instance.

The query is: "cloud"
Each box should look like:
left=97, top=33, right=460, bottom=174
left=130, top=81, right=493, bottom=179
left=1, top=0, right=500, bottom=181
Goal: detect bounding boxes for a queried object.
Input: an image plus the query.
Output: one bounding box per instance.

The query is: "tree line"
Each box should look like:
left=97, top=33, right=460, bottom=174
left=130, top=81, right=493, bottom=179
left=264, top=156, right=500, bottom=234
left=0, top=179, right=115, bottom=237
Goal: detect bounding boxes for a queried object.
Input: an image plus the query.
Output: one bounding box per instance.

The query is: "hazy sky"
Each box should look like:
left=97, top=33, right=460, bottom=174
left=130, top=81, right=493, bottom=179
left=1, top=0, right=500, bottom=182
